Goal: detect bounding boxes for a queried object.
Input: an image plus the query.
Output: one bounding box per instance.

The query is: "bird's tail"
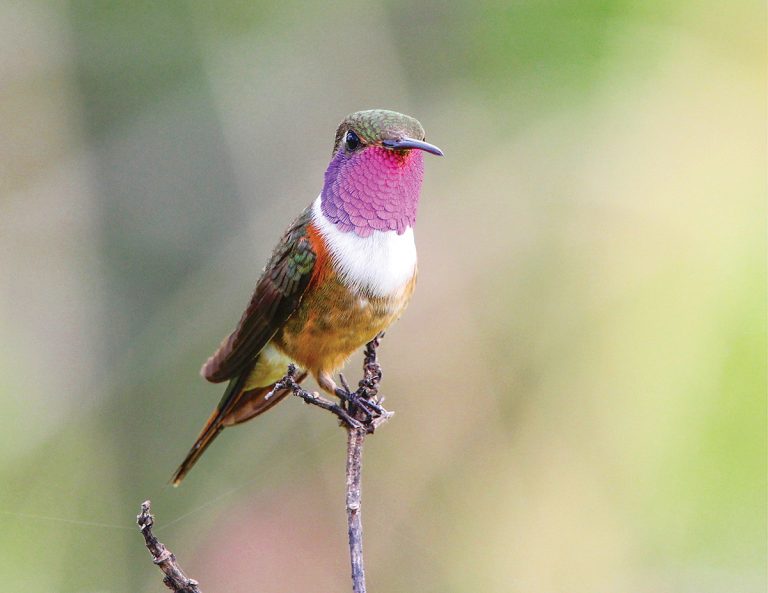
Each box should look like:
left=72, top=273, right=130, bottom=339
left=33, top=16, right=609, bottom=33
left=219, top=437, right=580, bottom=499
left=170, top=370, right=305, bottom=486
left=171, top=408, right=226, bottom=487
left=171, top=372, right=246, bottom=487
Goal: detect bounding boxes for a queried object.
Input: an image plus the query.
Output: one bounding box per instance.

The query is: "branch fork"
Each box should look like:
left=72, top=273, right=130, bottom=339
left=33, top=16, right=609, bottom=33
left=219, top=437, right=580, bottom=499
left=275, top=333, right=391, bottom=593
left=269, top=333, right=392, bottom=433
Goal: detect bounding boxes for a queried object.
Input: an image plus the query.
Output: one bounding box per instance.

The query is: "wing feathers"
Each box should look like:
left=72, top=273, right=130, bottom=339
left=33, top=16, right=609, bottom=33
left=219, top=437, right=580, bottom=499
left=202, top=208, right=317, bottom=383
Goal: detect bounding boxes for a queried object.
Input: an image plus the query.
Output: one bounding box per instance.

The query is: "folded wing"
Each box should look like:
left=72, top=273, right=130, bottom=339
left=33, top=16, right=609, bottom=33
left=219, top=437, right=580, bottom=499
left=201, top=208, right=317, bottom=382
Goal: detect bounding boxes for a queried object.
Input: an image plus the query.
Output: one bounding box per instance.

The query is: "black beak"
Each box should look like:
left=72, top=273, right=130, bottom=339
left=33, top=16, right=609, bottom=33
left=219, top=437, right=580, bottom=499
left=382, top=137, right=444, bottom=156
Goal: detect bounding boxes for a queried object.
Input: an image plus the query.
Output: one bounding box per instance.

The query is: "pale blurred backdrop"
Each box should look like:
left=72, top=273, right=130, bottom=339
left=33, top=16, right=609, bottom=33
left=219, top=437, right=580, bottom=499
left=0, top=2, right=764, bottom=592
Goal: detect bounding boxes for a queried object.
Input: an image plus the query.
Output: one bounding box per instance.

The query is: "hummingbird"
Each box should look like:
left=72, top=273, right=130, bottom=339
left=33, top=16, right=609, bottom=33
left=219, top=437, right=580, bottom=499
left=171, top=109, right=443, bottom=486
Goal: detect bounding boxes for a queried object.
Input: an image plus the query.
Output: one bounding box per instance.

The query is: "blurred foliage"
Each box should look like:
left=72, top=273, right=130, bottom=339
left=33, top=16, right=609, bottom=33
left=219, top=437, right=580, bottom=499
left=0, top=1, right=763, bottom=592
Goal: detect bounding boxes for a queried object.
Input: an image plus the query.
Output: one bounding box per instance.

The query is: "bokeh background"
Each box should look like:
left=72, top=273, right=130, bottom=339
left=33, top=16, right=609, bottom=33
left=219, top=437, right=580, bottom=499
left=0, top=2, right=764, bottom=592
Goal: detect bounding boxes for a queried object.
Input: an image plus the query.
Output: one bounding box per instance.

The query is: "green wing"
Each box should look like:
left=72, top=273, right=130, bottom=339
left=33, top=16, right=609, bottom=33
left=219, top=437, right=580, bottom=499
left=201, top=207, right=316, bottom=383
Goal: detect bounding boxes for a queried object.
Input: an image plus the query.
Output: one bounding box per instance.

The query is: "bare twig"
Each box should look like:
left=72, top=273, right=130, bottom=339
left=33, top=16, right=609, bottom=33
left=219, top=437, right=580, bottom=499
left=267, top=365, right=363, bottom=429
left=284, top=333, right=391, bottom=593
left=137, top=501, right=202, bottom=593
left=346, top=426, right=367, bottom=592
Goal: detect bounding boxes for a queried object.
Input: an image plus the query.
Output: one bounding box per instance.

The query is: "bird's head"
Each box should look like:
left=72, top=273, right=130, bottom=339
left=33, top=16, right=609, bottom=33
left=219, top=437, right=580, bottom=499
left=331, top=110, right=443, bottom=158
left=321, top=109, right=443, bottom=238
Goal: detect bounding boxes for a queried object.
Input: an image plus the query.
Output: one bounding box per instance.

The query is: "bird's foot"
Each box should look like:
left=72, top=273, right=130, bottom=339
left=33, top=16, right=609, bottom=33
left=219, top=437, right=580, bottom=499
left=280, top=333, right=392, bottom=432
left=335, top=386, right=390, bottom=431
left=316, top=392, right=365, bottom=430
left=279, top=368, right=365, bottom=430
left=293, top=388, right=363, bottom=430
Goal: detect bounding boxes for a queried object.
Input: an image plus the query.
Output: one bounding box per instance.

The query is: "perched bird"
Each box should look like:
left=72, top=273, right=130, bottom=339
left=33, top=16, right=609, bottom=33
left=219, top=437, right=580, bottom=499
left=172, top=109, right=442, bottom=486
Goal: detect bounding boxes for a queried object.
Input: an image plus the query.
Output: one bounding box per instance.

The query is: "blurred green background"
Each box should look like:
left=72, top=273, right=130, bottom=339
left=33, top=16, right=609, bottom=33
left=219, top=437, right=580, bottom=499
left=0, top=1, right=764, bottom=592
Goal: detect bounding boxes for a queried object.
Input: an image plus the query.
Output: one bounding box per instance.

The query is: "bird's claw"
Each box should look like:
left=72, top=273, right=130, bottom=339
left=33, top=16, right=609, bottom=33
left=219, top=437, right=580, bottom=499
left=335, top=387, right=386, bottom=421
left=337, top=412, right=365, bottom=431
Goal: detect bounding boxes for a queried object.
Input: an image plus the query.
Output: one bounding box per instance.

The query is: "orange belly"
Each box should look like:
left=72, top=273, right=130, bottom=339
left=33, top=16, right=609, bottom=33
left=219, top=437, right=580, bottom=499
left=273, top=270, right=416, bottom=376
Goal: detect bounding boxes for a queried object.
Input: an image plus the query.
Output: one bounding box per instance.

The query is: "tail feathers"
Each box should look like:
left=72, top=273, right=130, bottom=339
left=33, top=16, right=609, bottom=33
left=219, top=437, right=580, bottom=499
left=170, top=370, right=307, bottom=486
left=171, top=408, right=226, bottom=487
left=171, top=371, right=249, bottom=487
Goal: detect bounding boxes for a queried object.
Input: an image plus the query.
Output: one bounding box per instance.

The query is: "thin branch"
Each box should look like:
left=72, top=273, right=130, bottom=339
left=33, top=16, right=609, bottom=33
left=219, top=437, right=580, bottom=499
left=137, top=501, right=202, bottom=593
left=346, top=426, right=367, bottom=592
left=284, top=333, right=391, bottom=593
left=267, top=365, right=362, bottom=429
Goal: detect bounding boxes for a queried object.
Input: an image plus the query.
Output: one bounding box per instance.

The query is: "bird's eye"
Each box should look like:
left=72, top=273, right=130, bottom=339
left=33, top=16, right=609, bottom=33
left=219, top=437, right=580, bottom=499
left=345, top=130, right=360, bottom=151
